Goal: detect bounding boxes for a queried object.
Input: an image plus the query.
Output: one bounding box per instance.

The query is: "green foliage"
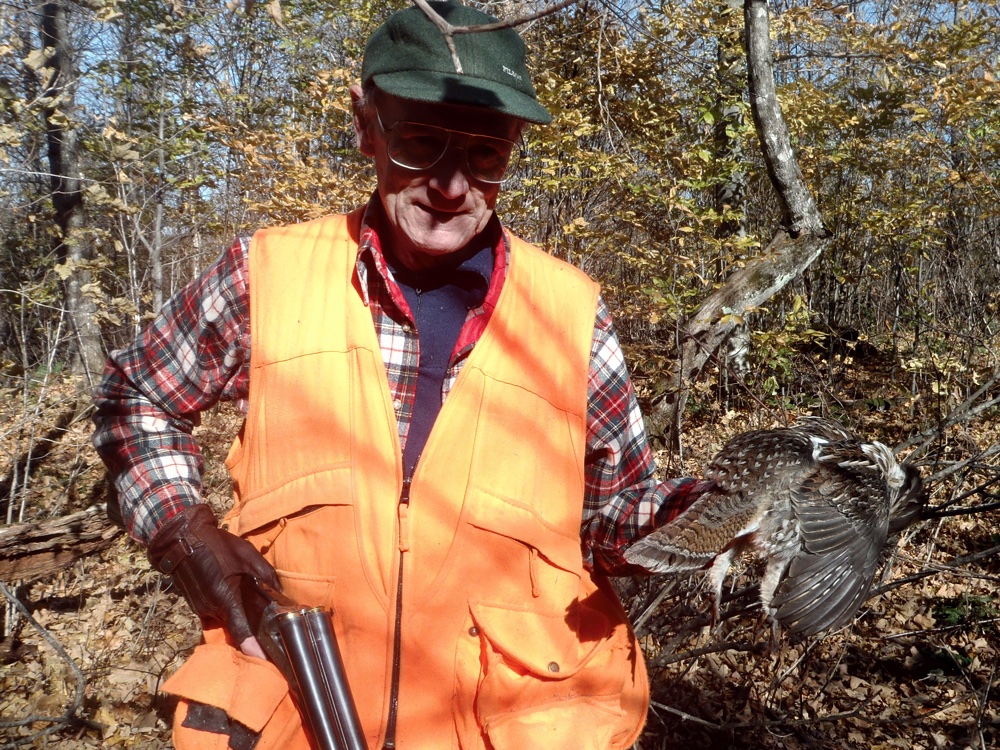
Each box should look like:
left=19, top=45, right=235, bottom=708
left=933, top=594, right=999, bottom=635
left=1, top=0, right=999, bottom=408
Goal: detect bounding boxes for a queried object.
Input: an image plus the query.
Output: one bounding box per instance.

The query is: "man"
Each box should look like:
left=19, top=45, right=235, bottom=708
left=92, top=3, right=704, bottom=748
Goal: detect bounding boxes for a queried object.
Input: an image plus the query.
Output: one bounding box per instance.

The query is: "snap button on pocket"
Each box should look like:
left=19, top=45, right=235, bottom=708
left=468, top=626, right=480, bottom=637
left=547, top=662, right=560, bottom=673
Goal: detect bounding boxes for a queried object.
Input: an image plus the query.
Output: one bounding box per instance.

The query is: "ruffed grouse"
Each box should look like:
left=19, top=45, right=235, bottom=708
left=625, top=417, right=926, bottom=637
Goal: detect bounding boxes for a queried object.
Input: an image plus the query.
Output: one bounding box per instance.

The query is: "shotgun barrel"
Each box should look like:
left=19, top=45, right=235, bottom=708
left=242, top=576, right=367, bottom=750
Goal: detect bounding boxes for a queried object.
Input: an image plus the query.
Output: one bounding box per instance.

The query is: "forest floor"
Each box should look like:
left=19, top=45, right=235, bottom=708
left=1, top=352, right=998, bottom=749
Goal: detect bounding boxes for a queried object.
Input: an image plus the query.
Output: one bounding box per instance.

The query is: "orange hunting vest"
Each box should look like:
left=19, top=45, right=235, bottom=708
left=163, top=210, right=649, bottom=750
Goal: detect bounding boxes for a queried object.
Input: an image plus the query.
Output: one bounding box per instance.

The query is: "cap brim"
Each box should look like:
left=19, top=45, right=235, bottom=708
left=373, top=71, right=552, bottom=125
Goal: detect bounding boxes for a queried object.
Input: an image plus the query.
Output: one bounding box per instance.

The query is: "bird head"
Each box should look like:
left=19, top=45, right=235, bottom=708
left=887, top=464, right=927, bottom=535
left=857, top=440, right=927, bottom=534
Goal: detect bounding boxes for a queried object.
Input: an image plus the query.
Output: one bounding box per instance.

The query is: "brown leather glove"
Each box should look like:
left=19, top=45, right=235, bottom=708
left=147, top=504, right=281, bottom=644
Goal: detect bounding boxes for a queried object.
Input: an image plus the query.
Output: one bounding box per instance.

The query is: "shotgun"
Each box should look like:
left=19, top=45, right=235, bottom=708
left=241, top=576, right=367, bottom=750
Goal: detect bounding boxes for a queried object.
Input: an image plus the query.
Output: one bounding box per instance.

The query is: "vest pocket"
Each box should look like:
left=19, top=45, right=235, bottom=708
left=457, top=599, right=633, bottom=748
left=163, top=641, right=306, bottom=749
left=483, top=698, right=622, bottom=750
left=241, top=504, right=345, bottom=608
left=470, top=600, right=611, bottom=679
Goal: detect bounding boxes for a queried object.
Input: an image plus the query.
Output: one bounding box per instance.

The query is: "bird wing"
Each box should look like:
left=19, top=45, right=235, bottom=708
left=791, top=415, right=855, bottom=443
left=624, top=427, right=816, bottom=575
left=769, top=444, right=891, bottom=637
left=623, top=486, right=763, bottom=573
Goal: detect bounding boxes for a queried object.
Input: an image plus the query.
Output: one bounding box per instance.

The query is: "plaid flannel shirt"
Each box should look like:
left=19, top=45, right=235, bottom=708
left=92, top=201, right=703, bottom=573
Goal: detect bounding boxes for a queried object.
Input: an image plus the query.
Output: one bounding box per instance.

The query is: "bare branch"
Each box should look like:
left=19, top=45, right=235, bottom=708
left=0, top=504, right=121, bottom=581
left=450, top=0, right=578, bottom=33
left=924, top=445, right=1000, bottom=487
left=410, top=0, right=580, bottom=73
left=410, top=0, right=465, bottom=72
left=898, top=367, right=1000, bottom=459
left=744, top=0, right=828, bottom=237
left=648, top=1, right=835, bottom=444
left=0, top=581, right=95, bottom=746
left=870, top=543, right=1000, bottom=598
left=919, top=472, right=1000, bottom=524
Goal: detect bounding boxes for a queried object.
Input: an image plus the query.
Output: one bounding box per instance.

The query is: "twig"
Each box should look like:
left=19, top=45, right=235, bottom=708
left=926, top=472, right=1000, bottom=513
left=925, top=499, right=1000, bottom=520
left=898, top=368, right=1000, bottom=458
left=0, top=581, right=95, bottom=747
left=410, top=0, right=579, bottom=73
left=650, top=638, right=765, bottom=668
left=649, top=700, right=723, bottom=730
left=410, top=0, right=465, bottom=72
left=882, top=617, right=1000, bottom=640
left=654, top=690, right=877, bottom=734
left=869, top=542, right=1000, bottom=597
left=633, top=579, right=679, bottom=635
left=450, top=0, right=578, bottom=33
left=974, top=664, right=995, bottom=750
left=924, top=444, right=1000, bottom=485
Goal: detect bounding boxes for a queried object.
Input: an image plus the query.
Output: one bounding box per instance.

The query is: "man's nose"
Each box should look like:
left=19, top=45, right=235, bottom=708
left=427, top=147, right=472, bottom=197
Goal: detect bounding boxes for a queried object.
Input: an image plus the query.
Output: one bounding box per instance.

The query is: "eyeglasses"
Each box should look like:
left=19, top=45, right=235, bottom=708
left=375, top=107, right=522, bottom=184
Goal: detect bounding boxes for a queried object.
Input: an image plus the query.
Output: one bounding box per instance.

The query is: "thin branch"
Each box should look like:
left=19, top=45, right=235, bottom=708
left=898, top=368, right=1000, bottom=457
left=650, top=637, right=765, bottom=668
left=410, top=0, right=580, bottom=73
left=0, top=581, right=96, bottom=747
left=633, top=579, right=680, bottom=634
left=410, top=0, right=464, bottom=72
left=649, top=700, right=723, bottom=730
left=775, top=51, right=884, bottom=63
left=450, top=0, right=578, bottom=33
left=870, top=543, right=1000, bottom=597
left=744, top=0, right=827, bottom=236
left=925, top=499, right=1000, bottom=520
left=925, top=445, right=1000, bottom=486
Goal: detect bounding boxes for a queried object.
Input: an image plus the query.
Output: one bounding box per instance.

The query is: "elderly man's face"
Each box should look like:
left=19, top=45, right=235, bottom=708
left=351, top=86, right=524, bottom=270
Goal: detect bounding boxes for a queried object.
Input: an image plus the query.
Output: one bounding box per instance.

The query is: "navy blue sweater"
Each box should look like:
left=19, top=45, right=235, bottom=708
left=384, top=241, right=492, bottom=479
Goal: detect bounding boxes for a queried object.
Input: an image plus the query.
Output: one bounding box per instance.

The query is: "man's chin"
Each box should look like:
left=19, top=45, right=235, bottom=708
left=409, top=227, right=476, bottom=257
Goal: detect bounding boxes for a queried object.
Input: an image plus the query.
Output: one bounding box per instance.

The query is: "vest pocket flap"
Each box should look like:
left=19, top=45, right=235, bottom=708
left=470, top=600, right=610, bottom=679
left=227, top=466, right=356, bottom=536
left=162, top=643, right=290, bottom=733
left=465, top=489, right=582, bottom=575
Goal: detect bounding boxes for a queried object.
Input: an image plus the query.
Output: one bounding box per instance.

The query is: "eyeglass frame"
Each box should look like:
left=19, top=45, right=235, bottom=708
left=373, top=106, right=525, bottom=185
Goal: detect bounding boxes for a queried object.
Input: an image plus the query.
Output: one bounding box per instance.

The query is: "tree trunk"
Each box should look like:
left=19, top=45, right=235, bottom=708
left=40, top=0, right=104, bottom=386
left=648, top=0, right=832, bottom=445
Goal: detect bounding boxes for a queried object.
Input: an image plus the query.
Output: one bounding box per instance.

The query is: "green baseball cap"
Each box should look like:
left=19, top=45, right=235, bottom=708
left=361, top=1, right=551, bottom=124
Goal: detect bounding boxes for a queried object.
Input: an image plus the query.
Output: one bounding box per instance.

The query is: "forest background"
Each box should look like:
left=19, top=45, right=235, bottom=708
left=1, top=0, right=999, bottom=748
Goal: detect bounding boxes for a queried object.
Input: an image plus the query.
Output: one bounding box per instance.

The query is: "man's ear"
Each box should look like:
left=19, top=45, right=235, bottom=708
left=350, top=84, right=376, bottom=157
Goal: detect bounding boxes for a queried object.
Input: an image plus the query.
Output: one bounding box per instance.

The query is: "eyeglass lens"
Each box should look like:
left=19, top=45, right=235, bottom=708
left=386, top=121, right=520, bottom=184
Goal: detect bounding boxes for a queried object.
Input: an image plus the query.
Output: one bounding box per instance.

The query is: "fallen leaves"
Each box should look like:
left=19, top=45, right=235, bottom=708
left=3, top=382, right=999, bottom=748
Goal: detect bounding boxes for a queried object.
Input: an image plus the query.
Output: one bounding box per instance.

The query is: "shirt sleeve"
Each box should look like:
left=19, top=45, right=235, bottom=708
left=91, top=238, right=252, bottom=544
left=580, top=296, right=707, bottom=575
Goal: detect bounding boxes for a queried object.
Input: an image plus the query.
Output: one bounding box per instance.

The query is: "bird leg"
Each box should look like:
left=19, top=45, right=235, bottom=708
left=758, top=555, right=792, bottom=624
left=706, top=546, right=739, bottom=630
left=759, top=556, right=793, bottom=650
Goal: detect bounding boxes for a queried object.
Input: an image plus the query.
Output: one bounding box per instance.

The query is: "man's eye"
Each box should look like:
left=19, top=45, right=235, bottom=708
left=396, top=125, right=447, bottom=150
left=469, top=141, right=511, bottom=167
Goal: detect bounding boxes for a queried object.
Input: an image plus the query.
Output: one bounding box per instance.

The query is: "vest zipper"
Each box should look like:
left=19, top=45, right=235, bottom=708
left=382, top=476, right=411, bottom=750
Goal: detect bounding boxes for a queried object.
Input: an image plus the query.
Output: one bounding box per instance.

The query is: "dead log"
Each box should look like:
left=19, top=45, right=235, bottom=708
left=0, top=505, right=121, bottom=581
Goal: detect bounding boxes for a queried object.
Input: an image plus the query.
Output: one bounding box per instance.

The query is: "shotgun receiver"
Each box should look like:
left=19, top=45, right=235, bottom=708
left=241, top=576, right=367, bottom=750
